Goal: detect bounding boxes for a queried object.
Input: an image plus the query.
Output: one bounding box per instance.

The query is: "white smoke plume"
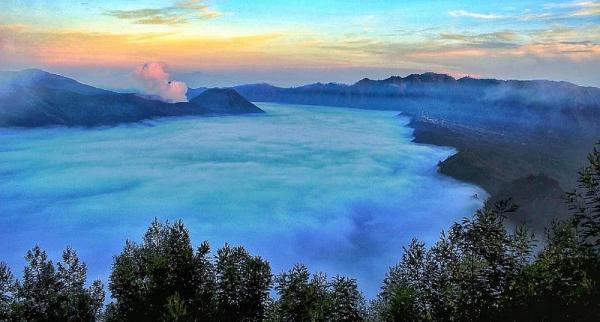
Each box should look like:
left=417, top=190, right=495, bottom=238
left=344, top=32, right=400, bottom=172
left=134, top=62, right=188, bottom=103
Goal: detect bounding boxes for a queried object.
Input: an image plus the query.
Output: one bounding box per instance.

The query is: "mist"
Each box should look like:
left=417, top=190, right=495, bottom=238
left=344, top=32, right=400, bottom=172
left=0, top=103, right=484, bottom=297
left=134, top=62, right=188, bottom=102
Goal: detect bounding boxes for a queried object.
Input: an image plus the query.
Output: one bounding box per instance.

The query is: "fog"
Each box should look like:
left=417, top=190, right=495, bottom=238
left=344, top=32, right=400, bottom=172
left=0, top=103, right=484, bottom=297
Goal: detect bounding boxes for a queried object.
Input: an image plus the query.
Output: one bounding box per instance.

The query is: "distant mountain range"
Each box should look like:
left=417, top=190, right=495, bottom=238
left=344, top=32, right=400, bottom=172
left=207, top=73, right=600, bottom=131
left=0, top=69, right=263, bottom=127
left=226, top=72, right=600, bottom=109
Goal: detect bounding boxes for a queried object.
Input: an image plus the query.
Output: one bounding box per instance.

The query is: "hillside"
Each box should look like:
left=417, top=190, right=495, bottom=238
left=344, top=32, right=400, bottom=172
left=190, top=88, right=264, bottom=114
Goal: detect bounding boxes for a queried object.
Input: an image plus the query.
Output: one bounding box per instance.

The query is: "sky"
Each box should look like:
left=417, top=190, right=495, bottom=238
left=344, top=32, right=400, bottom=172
left=1, top=0, right=599, bottom=88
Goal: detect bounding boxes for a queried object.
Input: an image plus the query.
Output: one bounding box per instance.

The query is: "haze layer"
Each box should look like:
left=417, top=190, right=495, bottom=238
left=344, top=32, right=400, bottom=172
left=0, top=103, right=484, bottom=296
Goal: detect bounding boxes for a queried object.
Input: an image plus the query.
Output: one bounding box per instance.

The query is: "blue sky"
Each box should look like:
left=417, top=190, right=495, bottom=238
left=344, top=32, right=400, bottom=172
left=1, top=0, right=599, bottom=87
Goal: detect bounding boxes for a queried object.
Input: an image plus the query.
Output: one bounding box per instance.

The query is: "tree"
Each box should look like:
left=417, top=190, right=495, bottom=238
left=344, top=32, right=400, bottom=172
left=272, top=264, right=323, bottom=321
left=329, top=276, right=366, bottom=322
left=215, top=244, right=271, bottom=321
left=450, top=200, right=525, bottom=321
left=107, top=240, right=146, bottom=321
left=506, top=220, right=600, bottom=321
left=7, top=245, right=104, bottom=322
left=271, top=264, right=365, bottom=322
left=15, top=246, right=62, bottom=321
left=108, top=219, right=200, bottom=321
left=57, top=247, right=105, bottom=321
left=373, top=239, right=427, bottom=322
left=163, top=293, right=188, bottom=322
left=0, top=262, right=15, bottom=321
left=190, top=241, right=217, bottom=320
left=107, top=219, right=271, bottom=322
left=567, top=142, right=600, bottom=251
left=371, top=200, right=537, bottom=322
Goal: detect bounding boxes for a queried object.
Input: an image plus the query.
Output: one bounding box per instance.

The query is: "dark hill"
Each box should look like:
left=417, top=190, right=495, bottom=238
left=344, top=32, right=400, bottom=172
left=489, top=175, right=569, bottom=235
left=191, top=88, right=264, bottom=114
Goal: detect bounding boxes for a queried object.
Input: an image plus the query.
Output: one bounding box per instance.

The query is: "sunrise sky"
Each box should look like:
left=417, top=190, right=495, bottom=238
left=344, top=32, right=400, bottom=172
left=1, top=0, right=599, bottom=88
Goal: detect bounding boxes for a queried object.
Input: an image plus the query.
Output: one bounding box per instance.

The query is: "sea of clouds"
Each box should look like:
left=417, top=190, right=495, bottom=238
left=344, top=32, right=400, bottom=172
left=0, top=103, right=484, bottom=297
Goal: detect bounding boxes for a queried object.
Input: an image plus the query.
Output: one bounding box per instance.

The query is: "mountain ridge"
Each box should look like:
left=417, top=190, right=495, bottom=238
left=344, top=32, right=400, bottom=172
left=0, top=69, right=264, bottom=127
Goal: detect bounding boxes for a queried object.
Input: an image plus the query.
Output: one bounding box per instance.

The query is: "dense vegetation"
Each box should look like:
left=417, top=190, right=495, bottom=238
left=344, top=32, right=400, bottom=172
left=1, top=144, right=599, bottom=321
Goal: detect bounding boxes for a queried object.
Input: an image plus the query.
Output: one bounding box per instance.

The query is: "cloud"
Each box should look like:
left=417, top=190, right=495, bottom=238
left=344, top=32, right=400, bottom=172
left=105, top=0, right=221, bottom=25
left=569, top=1, right=600, bottom=16
left=448, top=2, right=599, bottom=22
left=439, top=31, right=520, bottom=48
left=537, top=1, right=600, bottom=18
left=448, top=10, right=503, bottom=19
left=134, top=62, right=188, bottom=102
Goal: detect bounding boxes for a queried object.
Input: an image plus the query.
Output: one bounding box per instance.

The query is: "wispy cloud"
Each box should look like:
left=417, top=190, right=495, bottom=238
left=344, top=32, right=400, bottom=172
left=105, top=0, right=221, bottom=25
left=569, top=1, right=600, bottom=16
left=440, top=31, right=519, bottom=43
left=449, top=2, right=599, bottom=23
left=448, top=10, right=503, bottom=19
left=540, top=1, right=600, bottom=17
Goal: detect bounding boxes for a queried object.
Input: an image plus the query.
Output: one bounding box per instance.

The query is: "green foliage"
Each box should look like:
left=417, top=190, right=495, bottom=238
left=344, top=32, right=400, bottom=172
left=330, top=276, right=366, bottom=321
left=0, top=262, right=15, bottom=321
left=373, top=193, right=600, bottom=322
left=501, top=220, right=600, bottom=321
left=106, top=219, right=271, bottom=322
left=215, top=244, right=271, bottom=322
left=0, top=246, right=104, bottom=322
left=163, top=293, right=188, bottom=322
left=270, top=264, right=365, bottom=321
left=567, top=142, right=600, bottom=250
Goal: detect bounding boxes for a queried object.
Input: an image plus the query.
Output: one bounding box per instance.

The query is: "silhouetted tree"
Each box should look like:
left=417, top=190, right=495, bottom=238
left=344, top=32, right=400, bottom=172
left=272, top=264, right=323, bottom=321
left=0, top=262, right=15, bottom=321
left=373, top=239, right=427, bottom=322
left=271, top=264, right=365, bottom=322
left=371, top=200, right=538, bottom=321
left=567, top=142, right=600, bottom=250
left=329, top=276, right=366, bottom=321
left=505, top=220, right=600, bottom=321
left=56, top=247, right=104, bottom=321
left=15, top=246, right=62, bottom=321
left=107, top=219, right=271, bottom=322
left=190, top=241, right=217, bottom=320
left=215, top=244, right=271, bottom=321
left=107, top=219, right=200, bottom=321
left=5, top=246, right=104, bottom=322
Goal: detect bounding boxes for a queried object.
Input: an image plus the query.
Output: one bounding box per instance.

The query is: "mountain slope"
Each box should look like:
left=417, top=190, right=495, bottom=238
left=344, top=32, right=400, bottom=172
left=0, top=70, right=264, bottom=127
left=191, top=88, right=264, bottom=114
left=0, top=69, right=111, bottom=96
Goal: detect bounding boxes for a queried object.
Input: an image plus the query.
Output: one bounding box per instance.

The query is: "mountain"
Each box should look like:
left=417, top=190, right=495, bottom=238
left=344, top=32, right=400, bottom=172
left=0, top=70, right=263, bottom=127
left=232, top=73, right=600, bottom=129
left=228, top=73, right=600, bottom=230
left=186, top=86, right=208, bottom=100
left=0, top=68, right=111, bottom=96
left=190, top=88, right=264, bottom=114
